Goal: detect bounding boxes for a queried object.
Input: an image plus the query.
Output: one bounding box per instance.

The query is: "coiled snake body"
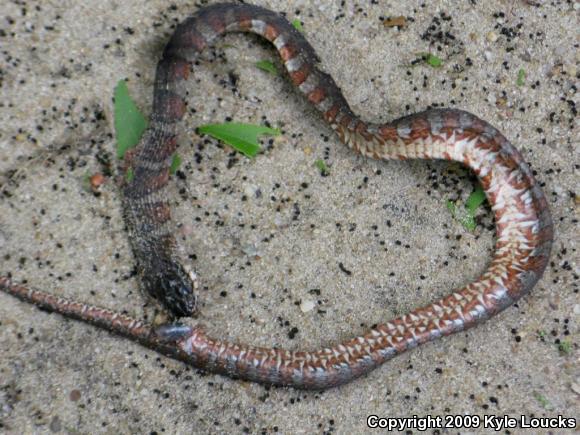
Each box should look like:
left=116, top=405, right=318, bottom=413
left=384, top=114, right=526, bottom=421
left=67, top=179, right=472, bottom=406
left=0, top=3, right=553, bottom=389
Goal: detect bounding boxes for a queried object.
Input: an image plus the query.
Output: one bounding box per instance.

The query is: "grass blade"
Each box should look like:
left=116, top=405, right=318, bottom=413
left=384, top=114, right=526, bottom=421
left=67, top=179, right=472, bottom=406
left=197, top=122, right=280, bottom=158
left=256, top=60, right=278, bottom=75
left=417, top=52, right=443, bottom=68
left=292, top=19, right=303, bottom=32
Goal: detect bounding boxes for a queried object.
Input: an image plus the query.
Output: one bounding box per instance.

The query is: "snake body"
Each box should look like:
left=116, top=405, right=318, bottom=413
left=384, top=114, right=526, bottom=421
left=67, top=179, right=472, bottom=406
left=0, top=3, right=553, bottom=389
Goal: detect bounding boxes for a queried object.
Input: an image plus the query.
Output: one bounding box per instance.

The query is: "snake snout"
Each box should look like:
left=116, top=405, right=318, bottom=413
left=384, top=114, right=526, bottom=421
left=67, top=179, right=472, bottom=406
left=162, top=268, right=197, bottom=317
left=144, top=261, right=198, bottom=317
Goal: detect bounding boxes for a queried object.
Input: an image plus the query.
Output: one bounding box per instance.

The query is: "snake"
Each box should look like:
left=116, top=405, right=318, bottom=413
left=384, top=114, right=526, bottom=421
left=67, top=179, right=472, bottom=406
left=0, top=3, right=554, bottom=390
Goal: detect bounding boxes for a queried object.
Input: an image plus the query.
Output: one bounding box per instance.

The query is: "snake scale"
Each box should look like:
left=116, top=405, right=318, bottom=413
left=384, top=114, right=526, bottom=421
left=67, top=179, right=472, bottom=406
left=0, top=3, right=554, bottom=389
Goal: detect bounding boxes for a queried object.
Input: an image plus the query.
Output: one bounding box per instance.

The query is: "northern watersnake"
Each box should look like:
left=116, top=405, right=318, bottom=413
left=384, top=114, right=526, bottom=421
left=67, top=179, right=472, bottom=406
left=0, top=3, right=553, bottom=389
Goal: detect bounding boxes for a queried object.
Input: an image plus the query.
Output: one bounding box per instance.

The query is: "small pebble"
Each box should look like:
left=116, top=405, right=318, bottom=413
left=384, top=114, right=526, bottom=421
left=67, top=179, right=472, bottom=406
left=69, top=389, right=81, bottom=402
left=243, top=183, right=259, bottom=198
left=300, top=299, right=316, bottom=313
left=274, top=215, right=287, bottom=228
left=178, top=223, right=194, bottom=236
left=486, top=31, right=498, bottom=42
left=242, top=244, right=259, bottom=257
left=520, top=50, right=532, bottom=62
left=89, top=173, right=105, bottom=190
left=382, top=16, right=407, bottom=28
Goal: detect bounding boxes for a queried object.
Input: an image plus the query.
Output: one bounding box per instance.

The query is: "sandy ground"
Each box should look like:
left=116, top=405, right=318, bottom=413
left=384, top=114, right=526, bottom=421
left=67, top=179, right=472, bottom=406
left=0, top=0, right=578, bottom=434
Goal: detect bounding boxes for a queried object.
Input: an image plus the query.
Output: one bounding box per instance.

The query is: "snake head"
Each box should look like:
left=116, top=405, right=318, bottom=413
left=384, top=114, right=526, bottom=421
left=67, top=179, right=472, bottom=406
left=143, top=260, right=198, bottom=318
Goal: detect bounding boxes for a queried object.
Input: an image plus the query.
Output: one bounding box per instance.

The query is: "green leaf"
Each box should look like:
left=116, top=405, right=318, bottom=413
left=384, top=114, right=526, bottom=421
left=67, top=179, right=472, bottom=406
left=125, top=167, right=134, bottom=182
left=465, top=184, right=486, bottom=213
left=461, top=215, right=476, bottom=231
left=255, top=60, right=278, bottom=75
left=558, top=339, right=572, bottom=355
left=448, top=184, right=486, bottom=231
left=314, top=159, right=329, bottom=175
left=446, top=200, right=456, bottom=215
left=81, top=172, right=92, bottom=192
left=448, top=200, right=475, bottom=231
left=292, top=19, right=303, bottom=32
left=114, top=79, right=147, bottom=159
left=197, top=122, right=281, bottom=158
left=534, top=393, right=552, bottom=409
left=169, top=153, right=182, bottom=174
left=418, top=52, right=443, bottom=68
left=517, top=68, right=526, bottom=86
